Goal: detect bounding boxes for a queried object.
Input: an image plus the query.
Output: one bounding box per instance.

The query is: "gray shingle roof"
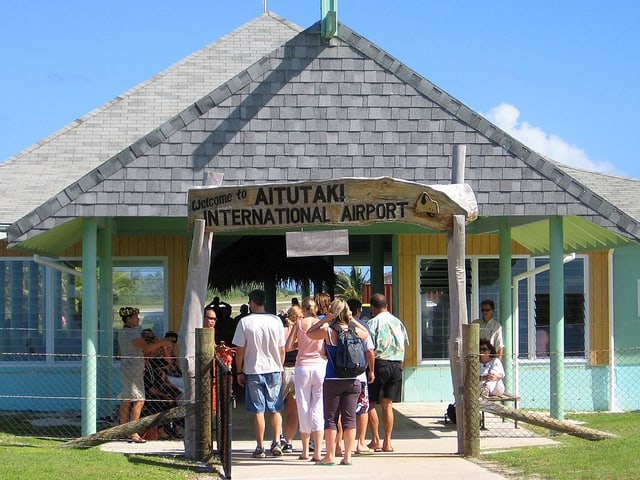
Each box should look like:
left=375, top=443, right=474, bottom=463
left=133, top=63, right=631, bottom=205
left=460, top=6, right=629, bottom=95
left=0, top=12, right=302, bottom=224
left=2, top=12, right=639, bottom=250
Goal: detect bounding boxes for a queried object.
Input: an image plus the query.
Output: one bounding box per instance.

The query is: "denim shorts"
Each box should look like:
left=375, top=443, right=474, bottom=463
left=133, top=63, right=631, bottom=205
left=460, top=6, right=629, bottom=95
left=245, top=372, right=284, bottom=413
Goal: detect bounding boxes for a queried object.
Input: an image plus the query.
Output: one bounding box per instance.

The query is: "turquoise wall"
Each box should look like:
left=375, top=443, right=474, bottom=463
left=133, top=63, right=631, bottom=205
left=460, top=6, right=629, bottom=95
left=1, top=362, right=639, bottom=412
left=0, top=365, right=120, bottom=415
left=613, top=245, right=640, bottom=351
left=403, top=362, right=639, bottom=411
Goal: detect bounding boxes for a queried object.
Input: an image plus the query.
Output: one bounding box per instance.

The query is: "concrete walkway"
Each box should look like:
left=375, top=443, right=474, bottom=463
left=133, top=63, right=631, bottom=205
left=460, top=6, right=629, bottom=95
left=101, top=402, right=556, bottom=479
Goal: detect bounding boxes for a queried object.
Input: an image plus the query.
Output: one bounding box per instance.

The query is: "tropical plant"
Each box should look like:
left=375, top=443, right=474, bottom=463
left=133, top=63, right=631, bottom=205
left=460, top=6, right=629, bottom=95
left=334, top=266, right=369, bottom=299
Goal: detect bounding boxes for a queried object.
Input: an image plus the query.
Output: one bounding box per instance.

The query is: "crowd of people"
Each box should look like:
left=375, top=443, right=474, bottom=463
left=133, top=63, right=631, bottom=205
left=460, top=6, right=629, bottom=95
left=231, top=289, right=409, bottom=465
left=116, top=289, right=410, bottom=463
left=117, top=294, right=505, bottom=455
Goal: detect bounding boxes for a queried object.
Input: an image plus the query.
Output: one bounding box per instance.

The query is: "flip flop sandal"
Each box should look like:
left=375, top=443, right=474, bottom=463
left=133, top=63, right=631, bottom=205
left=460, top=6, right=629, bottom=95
left=355, top=449, right=374, bottom=455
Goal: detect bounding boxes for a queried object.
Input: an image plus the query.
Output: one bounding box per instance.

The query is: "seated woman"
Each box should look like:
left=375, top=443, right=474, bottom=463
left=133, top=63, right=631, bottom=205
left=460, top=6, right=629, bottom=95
left=142, top=356, right=183, bottom=438
left=479, top=338, right=505, bottom=397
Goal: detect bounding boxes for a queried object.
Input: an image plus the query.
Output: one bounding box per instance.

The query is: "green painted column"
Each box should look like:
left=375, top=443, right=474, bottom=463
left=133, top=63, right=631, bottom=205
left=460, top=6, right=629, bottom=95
left=326, top=256, right=335, bottom=299
left=98, top=218, right=113, bottom=420
left=321, top=0, right=338, bottom=39
left=549, top=216, right=565, bottom=420
left=265, top=278, right=277, bottom=314
left=499, top=220, right=514, bottom=392
left=81, top=218, right=98, bottom=436
left=370, top=235, right=384, bottom=298
left=301, top=280, right=310, bottom=300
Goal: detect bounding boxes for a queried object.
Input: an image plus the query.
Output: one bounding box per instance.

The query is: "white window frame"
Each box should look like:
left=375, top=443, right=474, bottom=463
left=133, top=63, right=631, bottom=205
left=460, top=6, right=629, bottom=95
left=416, top=254, right=590, bottom=364
left=0, top=256, right=168, bottom=365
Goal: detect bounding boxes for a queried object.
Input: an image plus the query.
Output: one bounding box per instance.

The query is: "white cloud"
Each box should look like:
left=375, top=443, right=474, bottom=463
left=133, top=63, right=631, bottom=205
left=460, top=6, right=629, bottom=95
left=484, top=103, right=617, bottom=174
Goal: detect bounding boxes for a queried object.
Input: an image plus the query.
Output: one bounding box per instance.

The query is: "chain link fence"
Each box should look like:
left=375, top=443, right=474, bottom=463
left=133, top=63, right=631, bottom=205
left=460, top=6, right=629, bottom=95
left=1, top=347, right=639, bottom=440
left=0, top=350, right=185, bottom=439
left=468, top=346, right=640, bottom=438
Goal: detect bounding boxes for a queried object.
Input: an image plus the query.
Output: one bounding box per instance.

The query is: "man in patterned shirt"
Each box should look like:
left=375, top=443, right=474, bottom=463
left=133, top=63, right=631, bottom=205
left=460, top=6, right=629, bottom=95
left=366, top=293, right=409, bottom=453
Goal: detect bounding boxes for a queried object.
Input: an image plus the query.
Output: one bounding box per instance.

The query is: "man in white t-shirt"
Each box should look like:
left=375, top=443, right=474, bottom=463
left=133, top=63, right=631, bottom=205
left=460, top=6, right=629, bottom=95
left=233, top=289, right=286, bottom=458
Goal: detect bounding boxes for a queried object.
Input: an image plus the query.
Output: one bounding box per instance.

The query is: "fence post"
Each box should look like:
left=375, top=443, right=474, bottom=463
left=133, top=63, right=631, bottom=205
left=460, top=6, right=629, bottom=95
left=195, top=328, right=214, bottom=462
left=462, top=323, right=480, bottom=457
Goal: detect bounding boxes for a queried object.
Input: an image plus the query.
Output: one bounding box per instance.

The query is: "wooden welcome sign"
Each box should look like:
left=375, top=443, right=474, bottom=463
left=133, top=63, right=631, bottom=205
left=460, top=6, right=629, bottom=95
left=188, top=177, right=477, bottom=233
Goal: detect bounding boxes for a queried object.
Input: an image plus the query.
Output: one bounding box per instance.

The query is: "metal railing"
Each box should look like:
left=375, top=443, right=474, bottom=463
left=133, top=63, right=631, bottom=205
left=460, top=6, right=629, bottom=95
left=214, top=353, right=234, bottom=479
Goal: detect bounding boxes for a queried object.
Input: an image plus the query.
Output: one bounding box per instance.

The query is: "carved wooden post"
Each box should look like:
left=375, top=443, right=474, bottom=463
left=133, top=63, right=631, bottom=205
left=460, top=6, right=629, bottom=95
left=447, top=145, right=469, bottom=454
left=195, top=327, right=214, bottom=461
left=180, top=173, right=222, bottom=459
left=462, top=323, right=480, bottom=457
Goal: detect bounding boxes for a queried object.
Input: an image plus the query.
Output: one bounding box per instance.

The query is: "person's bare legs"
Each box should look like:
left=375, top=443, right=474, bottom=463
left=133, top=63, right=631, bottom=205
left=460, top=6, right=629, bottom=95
left=356, top=411, right=370, bottom=452
left=342, top=427, right=356, bottom=464
left=320, top=427, right=337, bottom=464
left=119, top=401, right=131, bottom=425
left=381, top=398, right=395, bottom=452
left=130, top=400, right=144, bottom=421
left=253, top=412, right=266, bottom=448
left=311, top=429, right=323, bottom=461
left=270, top=410, right=283, bottom=446
left=120, top=400, right=145, bottom=441
left=367, top=402, right=382, bottom=450
left=299, top=432, right=310, bottom=459
left=284, top=396, right=298, bottom=444
left=335, top=417, right=343, bottom=455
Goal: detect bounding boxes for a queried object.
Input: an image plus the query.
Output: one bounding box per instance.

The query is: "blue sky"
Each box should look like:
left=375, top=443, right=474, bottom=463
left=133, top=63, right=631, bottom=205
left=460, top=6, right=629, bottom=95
left=1, top=0, right=639, bottom=178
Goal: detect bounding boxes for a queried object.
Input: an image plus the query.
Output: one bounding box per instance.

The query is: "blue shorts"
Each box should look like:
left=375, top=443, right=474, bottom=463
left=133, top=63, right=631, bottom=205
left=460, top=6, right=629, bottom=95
left=245, top=372, right=283, bottom=413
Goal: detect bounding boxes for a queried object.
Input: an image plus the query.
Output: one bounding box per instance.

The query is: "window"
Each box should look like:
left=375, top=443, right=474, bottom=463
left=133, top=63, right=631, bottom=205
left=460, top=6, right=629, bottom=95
left=528, top=257, right=586, bottom=358
left=418, top=255, right=587, bottom=361
left=419, top=258, right=470, bottom=359
left=112, top=263, right=168, bottom=354
left=0, top=259, right=47, bottom=361
left=0, top=257, right=167, bottom=363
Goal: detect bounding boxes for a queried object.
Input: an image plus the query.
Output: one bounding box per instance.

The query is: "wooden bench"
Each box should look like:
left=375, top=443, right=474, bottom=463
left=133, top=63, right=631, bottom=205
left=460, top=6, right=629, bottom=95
left=481, top=393, right=520, bottom=429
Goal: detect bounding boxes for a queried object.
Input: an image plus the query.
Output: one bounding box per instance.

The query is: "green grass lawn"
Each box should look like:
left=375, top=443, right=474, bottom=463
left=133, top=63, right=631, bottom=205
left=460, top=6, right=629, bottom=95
left=483, top=412, right=640, bottom=480
left=0, top=434, right=209, bottom=480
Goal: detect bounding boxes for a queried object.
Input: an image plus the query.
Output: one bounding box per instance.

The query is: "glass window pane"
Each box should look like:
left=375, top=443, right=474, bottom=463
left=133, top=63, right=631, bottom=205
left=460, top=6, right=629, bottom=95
left=0, top=260, right=46, bottom=362
left=533, top=257, right=586, bottom=358
left=419, top=258, right=471, bottom=360
left=1, top=258, right=167, bottom=363
left=54, top=270, right=82, bottom=361
left=113, top=264, right=167, bottom=357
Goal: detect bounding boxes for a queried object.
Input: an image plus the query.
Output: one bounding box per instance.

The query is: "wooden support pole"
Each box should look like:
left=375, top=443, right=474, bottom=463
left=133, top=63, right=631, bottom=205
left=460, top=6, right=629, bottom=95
left=447, top=145, right=469, bottom=455
left=479, top=401, right=616, bottom=440
left=462, top=323, right=480, bottom=457
left=195, top=327, right=215, bottom=462
left=58, top=405, right=187, bottom=449
left=448, top=214, right=468, bottom=454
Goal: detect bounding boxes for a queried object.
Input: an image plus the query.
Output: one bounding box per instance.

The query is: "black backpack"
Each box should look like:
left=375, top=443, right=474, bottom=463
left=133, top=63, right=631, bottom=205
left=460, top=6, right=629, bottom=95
left=329, top=323, right=367, bottom=378
left=445, top=403, right=457, bottom=424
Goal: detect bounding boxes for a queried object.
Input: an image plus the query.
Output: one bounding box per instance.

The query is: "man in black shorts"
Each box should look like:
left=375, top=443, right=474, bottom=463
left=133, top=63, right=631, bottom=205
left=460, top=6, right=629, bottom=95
left=366, top=294, right=409, bottom=453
